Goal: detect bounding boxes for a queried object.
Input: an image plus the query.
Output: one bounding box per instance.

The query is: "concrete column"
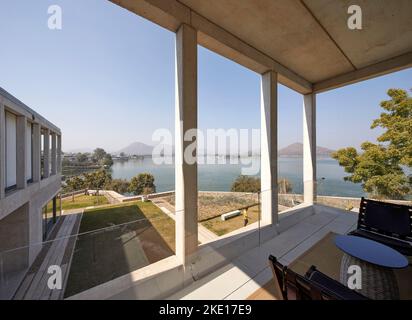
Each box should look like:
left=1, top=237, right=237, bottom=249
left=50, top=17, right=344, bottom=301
left=51, top=132, right=57, bottom=175
left=0, top=103, right=5, bottom=198
left=57, top=135, right=62, bottom=173
left=260, top=71, right=278, bottom=226
left=175, top=24, right=198, bottom=265
left=16, top=116, right=27, bottom=189
left=32, top=124, right=41, bottom=182
left=43, top=129, right=50, bottom=179
left=303, top=94, right=317, bottom=204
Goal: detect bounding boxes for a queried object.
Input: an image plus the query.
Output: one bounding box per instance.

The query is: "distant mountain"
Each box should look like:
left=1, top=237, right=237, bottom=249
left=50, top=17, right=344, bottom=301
left=279, top=143, right=334, bottom=157
left=116, top=142, right=154, bottom=156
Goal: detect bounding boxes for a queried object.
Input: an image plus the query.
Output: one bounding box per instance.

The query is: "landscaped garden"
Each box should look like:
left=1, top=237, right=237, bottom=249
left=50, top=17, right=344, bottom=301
left=160, top=192, right=261, bottom=236
left=161, top=192, right=259, bottom=221
left=64, top=201, right=175, bottom=297
left=52, top=194, right=109, bottom=211
left=201, top=204, right=260, bottom=236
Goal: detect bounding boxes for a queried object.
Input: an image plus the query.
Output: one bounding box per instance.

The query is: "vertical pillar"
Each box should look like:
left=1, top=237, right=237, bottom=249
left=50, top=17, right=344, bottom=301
left=51, top=132, right=57, bottom=175
left=57, top=135, right=62, bottom=173
left=32, top=124, right=41, bottom=182
left=260, top=71, right=278, bottom=226
left=175, top=24, right=198, bottom=265
left=303, top=94, right=317, bottom=205
left=0, top=102, right=5, bottom=198
left=43, top=129, right=50, bottom=179
left=16, top=116, right=27, bottom=189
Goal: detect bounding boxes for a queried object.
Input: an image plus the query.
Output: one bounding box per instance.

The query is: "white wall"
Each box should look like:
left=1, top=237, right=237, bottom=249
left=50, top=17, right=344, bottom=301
left=5, top=111, right=17, bottom=188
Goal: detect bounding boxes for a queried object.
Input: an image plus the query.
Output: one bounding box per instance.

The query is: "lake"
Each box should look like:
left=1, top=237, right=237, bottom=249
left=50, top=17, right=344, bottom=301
left=110, top=156, right=365, bottom=197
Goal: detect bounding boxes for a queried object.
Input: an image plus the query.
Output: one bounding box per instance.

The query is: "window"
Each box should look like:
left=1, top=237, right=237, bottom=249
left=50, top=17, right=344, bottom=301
left=5, top=111, right=17, bottom=190
left=26, top=122, right=33, bottom=182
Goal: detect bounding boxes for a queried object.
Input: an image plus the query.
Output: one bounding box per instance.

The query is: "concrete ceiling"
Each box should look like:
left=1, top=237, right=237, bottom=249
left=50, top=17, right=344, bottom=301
left=179, top=0, right=412, bottom=83
left=111, top=0, right=412, bottom=93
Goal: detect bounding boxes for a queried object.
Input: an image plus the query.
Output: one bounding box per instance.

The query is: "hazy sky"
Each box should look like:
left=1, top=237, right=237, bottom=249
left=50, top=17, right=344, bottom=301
left=0, top=0, right=411, bottom=152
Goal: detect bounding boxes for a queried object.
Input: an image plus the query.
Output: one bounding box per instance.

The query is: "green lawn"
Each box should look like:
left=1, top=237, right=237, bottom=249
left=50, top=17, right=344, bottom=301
left=53, top=194, right=109, bottom=211
left=64, top=201, right=175, bottom=297
left=201, top=205, right=260, bottom=236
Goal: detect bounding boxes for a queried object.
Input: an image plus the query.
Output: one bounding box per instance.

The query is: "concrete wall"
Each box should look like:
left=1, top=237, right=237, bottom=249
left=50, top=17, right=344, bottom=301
left=0, top=202, right=30, bottom=273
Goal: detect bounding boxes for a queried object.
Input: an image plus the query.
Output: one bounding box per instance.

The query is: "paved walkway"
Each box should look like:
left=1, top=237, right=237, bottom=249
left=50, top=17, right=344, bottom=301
left=13, top=213, right=82, bottom=300
left=167, top=208, right=358, bottom=300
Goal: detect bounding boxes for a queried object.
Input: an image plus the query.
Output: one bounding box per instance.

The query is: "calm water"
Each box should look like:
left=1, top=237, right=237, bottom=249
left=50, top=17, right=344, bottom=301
left=110, top=156, right=365, bottom=197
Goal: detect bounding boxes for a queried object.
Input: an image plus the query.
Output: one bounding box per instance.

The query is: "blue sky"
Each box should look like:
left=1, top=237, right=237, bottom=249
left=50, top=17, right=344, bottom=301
left=0, top=0, right=411, bottom=152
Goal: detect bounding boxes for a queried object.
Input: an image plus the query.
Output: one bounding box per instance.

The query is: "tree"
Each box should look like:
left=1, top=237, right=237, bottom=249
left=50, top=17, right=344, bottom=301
left=128, top=173, right=156, bottom=195
left=92, top=148, right=107, bottom=163
left=84, top=170, right=112, bottom=190
left=102, top=154, right=113, bottom=167
left=231, top=175, right=293, bottom=194
left=332, top=88, right=412, bottom=199
left=65, top=175, right=85, bottom=192
left=76, top=152, right=88, bottom=163
left=231, top=176, right=260, bottom=193
left=106, top=179, right=130, bottom=194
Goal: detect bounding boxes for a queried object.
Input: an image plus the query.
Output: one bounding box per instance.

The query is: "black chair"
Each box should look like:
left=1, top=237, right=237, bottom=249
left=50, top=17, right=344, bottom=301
left=305, top=266, right=369, bottom=300
left=268, top=256, right=368, bottom=300
left=349, top=197, right=412, bottom=256
left=268, top=255, right=288, bottom=300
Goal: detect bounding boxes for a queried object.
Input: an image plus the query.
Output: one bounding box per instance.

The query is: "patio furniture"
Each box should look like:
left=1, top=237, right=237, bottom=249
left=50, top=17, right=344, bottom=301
left=349, top=197, right=412, bottom=256
left=268, top=254, right=369, bottom=300
left=268, top=255, right=288, bottom=300
left=268, top=255, right=313, bottom=300
left=335, top=235, right=408, bottom=299
left=305, top=266, right=369, bottom=300
left=292, top=232, right=412, bottom=298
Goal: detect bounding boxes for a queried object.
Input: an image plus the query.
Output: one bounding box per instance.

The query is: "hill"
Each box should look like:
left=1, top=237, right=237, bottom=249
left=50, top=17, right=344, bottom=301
left=116, top=142, right=154, bottom=156
left=279, top=142, right=334, bottom=157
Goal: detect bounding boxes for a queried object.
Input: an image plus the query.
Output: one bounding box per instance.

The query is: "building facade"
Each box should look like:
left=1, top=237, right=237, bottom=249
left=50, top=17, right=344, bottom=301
left=0, top=87, right=62, bottom=299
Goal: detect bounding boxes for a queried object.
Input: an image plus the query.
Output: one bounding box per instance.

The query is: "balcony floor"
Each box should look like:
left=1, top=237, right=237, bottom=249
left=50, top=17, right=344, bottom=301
left=168, top=205, right=358, bottom=300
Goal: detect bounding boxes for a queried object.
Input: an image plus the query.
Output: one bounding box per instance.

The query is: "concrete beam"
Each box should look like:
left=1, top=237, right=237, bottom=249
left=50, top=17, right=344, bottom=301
left=43, top=129, right=50, bottom=179
left=175, top=24, right=198, bottom=265
left=303, top=94, right=316, bottom=205
left=0, top=87, right=61, bottom=135
left=313, top=52, right=412, bottom=93
left=109, top=0, right=312, bottom=94
left=260, top=71, right=278, bottom=227
left=16, top=116, right=27, bottom=190
left=51, top=132, right=57, bottom=175
left=0, top=102, right=5, bottom=198
left=32, top=124, right=41, bottom=183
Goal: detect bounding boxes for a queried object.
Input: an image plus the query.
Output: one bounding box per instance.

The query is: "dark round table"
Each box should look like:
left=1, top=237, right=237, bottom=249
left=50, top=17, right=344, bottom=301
left=335, top=235, right=408, bottom=300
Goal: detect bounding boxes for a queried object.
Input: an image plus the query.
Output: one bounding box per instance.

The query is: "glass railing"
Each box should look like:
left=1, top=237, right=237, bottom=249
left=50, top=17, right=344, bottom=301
left=1, top=187, right=309, bottom=300
left=0, top=204, right=175, bottom=300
